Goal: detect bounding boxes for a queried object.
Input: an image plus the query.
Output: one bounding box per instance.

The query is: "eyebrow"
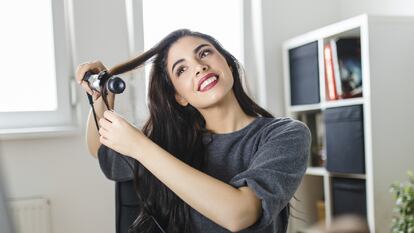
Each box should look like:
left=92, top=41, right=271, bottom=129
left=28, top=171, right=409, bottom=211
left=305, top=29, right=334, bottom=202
left=171, top=44, right=210, bottom=73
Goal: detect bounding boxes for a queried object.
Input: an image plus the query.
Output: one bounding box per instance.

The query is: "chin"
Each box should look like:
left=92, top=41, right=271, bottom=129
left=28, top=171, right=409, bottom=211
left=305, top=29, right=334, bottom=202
left=195, top=88, right=234, bottom=109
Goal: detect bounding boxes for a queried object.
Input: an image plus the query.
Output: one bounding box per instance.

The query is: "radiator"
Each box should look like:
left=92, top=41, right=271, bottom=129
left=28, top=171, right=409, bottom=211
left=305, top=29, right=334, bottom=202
left=8, top=197, right=52, bottom=233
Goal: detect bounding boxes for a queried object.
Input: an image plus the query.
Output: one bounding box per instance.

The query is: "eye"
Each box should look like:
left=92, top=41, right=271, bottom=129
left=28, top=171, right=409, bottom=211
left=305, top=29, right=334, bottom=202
left=200, top=49, right=212, bottom=58
left=175, top=66, right=186, bottom=77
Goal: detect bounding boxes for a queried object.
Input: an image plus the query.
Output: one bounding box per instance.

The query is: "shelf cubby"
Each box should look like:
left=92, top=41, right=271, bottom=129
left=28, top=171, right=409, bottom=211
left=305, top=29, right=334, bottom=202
left=283, top=14, right=414, bottom=233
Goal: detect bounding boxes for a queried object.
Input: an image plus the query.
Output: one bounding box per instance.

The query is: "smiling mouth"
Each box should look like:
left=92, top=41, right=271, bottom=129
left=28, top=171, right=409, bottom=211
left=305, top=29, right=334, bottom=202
left=199, top=75, right=219, bottom=92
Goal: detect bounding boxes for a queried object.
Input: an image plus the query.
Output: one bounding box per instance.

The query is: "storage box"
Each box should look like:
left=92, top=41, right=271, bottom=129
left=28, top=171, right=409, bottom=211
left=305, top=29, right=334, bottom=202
left=289, top=41, right=320, bottom=105
left=325, top=105, right=365, bottom=174
left=332, top=177, right=367, bottom=218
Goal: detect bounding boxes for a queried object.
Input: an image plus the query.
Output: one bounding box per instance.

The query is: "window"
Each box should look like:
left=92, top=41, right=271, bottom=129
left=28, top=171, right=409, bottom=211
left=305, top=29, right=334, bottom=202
left=0, top=0, right=75, bottom=134
left=142, top=0, right=244, bottom=65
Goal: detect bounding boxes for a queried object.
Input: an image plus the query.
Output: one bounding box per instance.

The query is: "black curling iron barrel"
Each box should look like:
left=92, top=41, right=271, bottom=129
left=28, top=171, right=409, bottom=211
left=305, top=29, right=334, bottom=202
left=83, top=70, right=126, bottom=94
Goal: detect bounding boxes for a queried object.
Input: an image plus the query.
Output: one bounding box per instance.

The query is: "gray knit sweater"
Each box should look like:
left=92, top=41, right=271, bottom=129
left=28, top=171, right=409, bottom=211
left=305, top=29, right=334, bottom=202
left=98, top=117, right=311, bottom=233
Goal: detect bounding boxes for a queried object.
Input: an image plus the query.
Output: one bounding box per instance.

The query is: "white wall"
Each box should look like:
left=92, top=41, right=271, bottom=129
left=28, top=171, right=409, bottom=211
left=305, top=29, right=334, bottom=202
left=339, top=0, right=414, bottom=18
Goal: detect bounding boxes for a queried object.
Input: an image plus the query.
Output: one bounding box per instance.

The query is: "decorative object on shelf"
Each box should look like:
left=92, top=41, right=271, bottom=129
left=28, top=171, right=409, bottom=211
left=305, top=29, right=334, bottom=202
left=316, top=199, right=326, bottom=224
left=311, top=143, right=325, bottom=168
left=335, top=38, right=363, bottom=99
left=389, top=170, right=414, bottom=233
left=298, top=111, right=326, bottom=167
left=323, top=37, right=363, bottom=101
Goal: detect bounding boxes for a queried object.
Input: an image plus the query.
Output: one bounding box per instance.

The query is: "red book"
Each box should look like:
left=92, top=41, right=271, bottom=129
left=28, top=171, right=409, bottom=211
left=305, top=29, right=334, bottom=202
left=324, top=44, right=338, bottom=100
left=330, top=39, right=343, bottom=98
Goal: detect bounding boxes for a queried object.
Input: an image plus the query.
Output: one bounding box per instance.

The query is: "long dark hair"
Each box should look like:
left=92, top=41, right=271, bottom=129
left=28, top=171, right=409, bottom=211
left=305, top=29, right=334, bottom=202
left=108, top=29, right=273, bottom=233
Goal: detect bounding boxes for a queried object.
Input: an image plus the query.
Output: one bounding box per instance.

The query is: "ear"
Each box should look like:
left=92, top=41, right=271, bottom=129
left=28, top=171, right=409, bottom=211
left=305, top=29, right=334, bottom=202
left=175, top=93, right=189, bottom=107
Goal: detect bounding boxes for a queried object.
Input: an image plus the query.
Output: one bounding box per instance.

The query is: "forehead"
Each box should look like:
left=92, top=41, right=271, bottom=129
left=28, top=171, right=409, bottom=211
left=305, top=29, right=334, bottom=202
left=167, top=36, right=213, bottom=64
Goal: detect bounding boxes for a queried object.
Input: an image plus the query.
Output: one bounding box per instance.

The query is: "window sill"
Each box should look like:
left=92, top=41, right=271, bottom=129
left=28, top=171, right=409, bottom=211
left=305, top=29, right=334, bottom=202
left=0, top=125, right=82, bottom=140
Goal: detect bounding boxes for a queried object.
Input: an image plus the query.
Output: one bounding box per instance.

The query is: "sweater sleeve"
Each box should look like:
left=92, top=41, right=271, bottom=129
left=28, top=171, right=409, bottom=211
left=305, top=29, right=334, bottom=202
left=97, top=144, right=135, bottom=182
left=229, top=120, right=311, bottom=231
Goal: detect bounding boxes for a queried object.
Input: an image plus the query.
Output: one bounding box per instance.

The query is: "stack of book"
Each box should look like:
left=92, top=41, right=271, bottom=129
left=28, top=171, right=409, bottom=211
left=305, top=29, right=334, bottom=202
left=323, top=37, right=363, bottom=101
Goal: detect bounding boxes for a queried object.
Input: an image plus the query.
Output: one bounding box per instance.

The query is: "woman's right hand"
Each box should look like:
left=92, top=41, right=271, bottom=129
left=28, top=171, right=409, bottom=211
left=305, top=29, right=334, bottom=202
left=75, top=60, right=108, bottom=101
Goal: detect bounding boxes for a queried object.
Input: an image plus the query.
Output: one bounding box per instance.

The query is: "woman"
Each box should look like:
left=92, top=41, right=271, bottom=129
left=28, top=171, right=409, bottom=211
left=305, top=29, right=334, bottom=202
left=76, top=29, right=310, bottom=233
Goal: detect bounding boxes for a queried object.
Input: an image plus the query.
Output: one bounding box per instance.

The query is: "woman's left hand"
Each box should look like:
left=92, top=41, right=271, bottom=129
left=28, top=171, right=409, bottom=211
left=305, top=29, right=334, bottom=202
left=98, top=110, right=145, bottom=158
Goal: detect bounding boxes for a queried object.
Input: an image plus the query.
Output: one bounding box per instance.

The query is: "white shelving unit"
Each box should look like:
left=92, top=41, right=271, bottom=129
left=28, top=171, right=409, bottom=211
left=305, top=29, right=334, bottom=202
left=282, top=14, right=414, bottom=233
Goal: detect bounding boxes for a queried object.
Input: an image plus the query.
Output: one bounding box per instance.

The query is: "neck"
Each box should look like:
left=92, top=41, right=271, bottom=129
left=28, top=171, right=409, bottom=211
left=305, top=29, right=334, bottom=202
left=198, top=90, right=256, bottom=134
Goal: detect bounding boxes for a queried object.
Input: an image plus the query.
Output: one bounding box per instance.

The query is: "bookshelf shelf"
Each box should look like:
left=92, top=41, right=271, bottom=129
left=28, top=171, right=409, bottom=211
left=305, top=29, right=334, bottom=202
left=322, top=97, right=365, bottom=109
left=289, top=97, right=365, bottom=113
left=289, top=104, right=322, bottom=113
left=306, top=167, right=327, bottom=176
left=306, top=167, right=366, bottom=179
left=283, top=14, right=414, bottom=233
left=329, top=172, right=366, bottom=180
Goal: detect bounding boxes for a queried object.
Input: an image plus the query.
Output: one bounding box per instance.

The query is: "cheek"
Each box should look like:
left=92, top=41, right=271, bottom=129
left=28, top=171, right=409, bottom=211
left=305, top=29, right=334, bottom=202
left=215, top=58, right=233, bottom=81
left=172, top=77, right=194, bottom=96
left=221, top=66, right=234, bottom=87
left=224, top=75, right=234, bottom=91
left=229, top=75, right=234, bottom=86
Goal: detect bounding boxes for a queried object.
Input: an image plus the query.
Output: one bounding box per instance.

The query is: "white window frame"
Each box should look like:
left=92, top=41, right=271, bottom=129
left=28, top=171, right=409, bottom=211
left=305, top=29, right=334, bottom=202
left=0, top=0, right=79, bottom=139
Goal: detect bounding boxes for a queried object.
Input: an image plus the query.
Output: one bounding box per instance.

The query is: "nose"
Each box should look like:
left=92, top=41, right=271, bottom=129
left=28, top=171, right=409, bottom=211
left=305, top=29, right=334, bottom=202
left=195, top=63, right=208, bottom=76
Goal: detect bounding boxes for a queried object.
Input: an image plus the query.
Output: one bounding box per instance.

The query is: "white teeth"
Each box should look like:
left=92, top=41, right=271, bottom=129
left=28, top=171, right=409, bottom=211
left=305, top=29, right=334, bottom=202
left=200, top=76, right=217, bottom=91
